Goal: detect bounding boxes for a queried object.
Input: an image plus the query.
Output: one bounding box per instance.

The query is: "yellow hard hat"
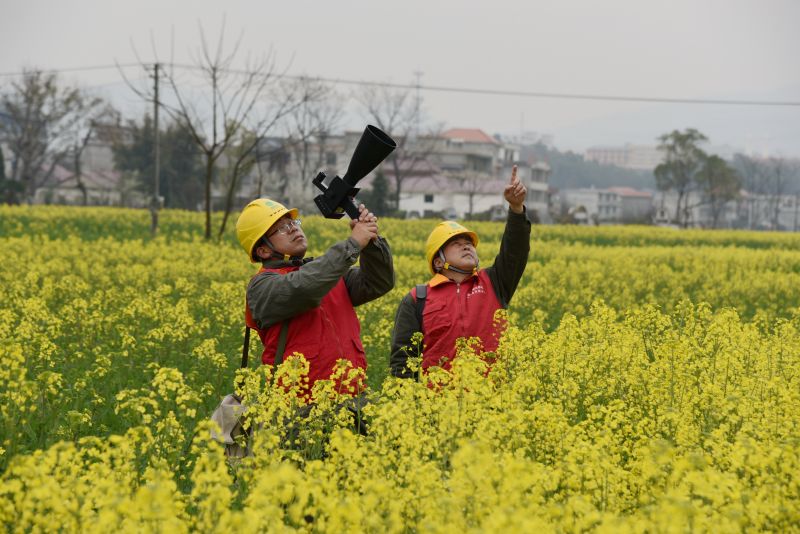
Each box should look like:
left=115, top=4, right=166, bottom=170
left=424, top=221, right=479, bottom=275
left=236, top=198, right=299, bottom=262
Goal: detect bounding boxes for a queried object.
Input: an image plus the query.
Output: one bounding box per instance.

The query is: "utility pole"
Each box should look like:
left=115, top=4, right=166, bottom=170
left=150, top=62, right=161, bottom=236
left=413, top=70, right=423, bottom=141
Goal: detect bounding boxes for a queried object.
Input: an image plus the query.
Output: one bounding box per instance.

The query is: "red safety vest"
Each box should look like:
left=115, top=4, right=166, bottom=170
left=413, top=270, right=505, bottom=371
left=245, top=266, right=367, bottom=399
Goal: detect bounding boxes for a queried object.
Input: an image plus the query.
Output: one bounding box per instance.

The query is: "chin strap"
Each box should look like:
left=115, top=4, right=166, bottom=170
left=269, top=253, right=306, bottom=266
left=264, top=237, right=306, bottom=266
left=437, top=250, right=478, bottom=275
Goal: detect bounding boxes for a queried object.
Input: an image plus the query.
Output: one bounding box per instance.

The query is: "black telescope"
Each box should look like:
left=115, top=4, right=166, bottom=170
left=312, top=125, right=397, bottom=219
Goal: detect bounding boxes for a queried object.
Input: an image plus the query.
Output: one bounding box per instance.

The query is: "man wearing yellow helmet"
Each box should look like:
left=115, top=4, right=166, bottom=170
left=390, top=165, right=530, bottom=378
left=236, top=198, right=394, bottom=400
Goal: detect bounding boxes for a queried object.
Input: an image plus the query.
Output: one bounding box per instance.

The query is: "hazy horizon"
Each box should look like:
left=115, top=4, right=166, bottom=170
left=3, top=0, right=798, bottom=157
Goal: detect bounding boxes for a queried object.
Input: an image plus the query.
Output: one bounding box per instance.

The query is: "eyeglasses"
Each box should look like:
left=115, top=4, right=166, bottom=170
left=446, top=237, right=474, bottom=248
left=267, top=218, right=302, bottom=238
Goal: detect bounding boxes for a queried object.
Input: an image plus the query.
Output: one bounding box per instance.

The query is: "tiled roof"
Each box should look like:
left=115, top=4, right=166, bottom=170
left=40, top=164, right=121, bottom=190
left=442, top=128, right=499, bottom=145
left=362, top=167, right=506, bottom=195
left=607, top=186, right=652, bottom=198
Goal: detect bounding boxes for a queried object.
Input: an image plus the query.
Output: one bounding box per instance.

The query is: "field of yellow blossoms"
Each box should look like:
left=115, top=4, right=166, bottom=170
left=1, top=205, right=799, bottom=532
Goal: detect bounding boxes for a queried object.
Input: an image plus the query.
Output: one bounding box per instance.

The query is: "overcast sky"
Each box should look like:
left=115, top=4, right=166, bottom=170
left=3, top=0, right=799, bottom=156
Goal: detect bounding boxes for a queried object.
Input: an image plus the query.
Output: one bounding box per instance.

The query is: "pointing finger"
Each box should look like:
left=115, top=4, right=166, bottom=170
left=510, top=165, right=518, bottom=184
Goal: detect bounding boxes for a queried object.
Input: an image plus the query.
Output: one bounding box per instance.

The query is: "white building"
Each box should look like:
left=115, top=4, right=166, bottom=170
left=560, top=187, right=620, bottom=223
left=433, top=128, right=510, bottom=174
left=494, top=161, right=551, bottom=223
left=426, top=128, right=551, bottom=221
left=235, top=126, right=551, bottom=221
left=608, top=187, right=654, bottom=222
left=397, top=174, right=509, bottom=221
left=358, top=158, right=508, bottom=220
left=654, top=190, right=800, bottom=231
left=585, top=144, right=665, bottom=171
left=560, top=186, right=653, bottom=224
left=33, top=164, right=147, bottom=207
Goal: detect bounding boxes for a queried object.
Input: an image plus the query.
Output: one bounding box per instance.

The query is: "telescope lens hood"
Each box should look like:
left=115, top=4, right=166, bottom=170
left=342, top=126, right=397, bottom=186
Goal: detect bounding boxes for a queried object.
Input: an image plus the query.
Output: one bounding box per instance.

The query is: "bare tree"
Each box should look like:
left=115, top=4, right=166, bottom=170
left=730, top=154, right=800, bottom=230
left=251, top=139, right=290, bottom=199
left=123, top=22, right=298, bottom=239
left=357, top=83, right=442, bottom=212
left=216, top=127, right=260, bottom=240
left=446, top=169, right=492, bottom=219
left=764, top=157, right=791, bottom=229
left=282, top=77, right=344, bottom=207
left=732, top=153, right=768, bottom=229
left=68, top=105, right=118, bottom=205
left=0, top=70, right=106, bottom=204
left=214, top=77, right=338, bottom=239
left=173, top=25, right=301, bottom=239
left=732, top=153, right=766, bottom=195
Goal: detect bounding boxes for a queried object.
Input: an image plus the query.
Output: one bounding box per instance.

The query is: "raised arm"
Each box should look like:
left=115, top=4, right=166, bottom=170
left=344, top=204, right=395, bottom=306
left=389, top=292, right=421, bottom=379
left=345, top=237, right=395, bottom=306
left=247, top=237, right=362, bottom=328
left=486, top=165, right=531, bottom=306
left=248, top=204, right=382, bottom=328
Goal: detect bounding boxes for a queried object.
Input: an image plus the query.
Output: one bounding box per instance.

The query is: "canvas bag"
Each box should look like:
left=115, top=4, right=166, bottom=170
left=209, top=322, right=289, bottom=458
left=210, top=393, right=250, bottom=458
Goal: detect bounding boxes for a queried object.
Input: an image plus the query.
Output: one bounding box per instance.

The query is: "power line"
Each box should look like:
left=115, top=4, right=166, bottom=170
left=2, top=62, right=799, bottom=108
left=167, top=63, right=800, bottom=108
left=0, top=63, right=144, bottom=78
left=292, top=75, right=800, bottom=108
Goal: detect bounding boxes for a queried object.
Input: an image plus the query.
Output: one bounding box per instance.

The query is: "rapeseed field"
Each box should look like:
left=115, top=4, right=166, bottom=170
left=1, top=206, right=798, bottom=532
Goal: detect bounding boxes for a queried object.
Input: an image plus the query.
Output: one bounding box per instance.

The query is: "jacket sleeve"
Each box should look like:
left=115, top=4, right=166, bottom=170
left=344, top=236, right=395, bottom=307
left=246, top=237, right=361, bottom=329
left=389, top=292, right=421, bottom=379
left=485, top=208, right=531, bottom=306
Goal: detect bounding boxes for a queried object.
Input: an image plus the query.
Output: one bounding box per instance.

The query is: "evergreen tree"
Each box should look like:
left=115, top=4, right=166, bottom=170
left=112, top=116, right=204, bottom=210
left=364, top=170, right=389, bottom=217
left=696, top=155, right=741, bottom=228
left=654, top=129, right=708, bottom=227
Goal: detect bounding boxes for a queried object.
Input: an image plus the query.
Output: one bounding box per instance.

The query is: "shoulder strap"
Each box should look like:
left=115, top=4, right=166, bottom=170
left=415, top=284, right=427, bottom=329
left=241, top=326, right=251, bottom=369
left=240, top=321, right=290, bottom=369
left=274, top=321, right=289, bottom=366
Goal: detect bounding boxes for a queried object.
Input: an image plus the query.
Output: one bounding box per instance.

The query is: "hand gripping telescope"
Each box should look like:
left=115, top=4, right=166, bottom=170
left=312, top=125, right=397, bottom=219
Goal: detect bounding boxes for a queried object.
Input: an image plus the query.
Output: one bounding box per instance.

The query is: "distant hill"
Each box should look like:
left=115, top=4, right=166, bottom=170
left=522, top=143, right=656, bottom=191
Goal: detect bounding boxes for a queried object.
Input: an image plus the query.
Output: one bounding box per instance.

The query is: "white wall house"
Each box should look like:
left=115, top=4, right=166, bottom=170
left=560, top=186, right=653, bottom=224
left=585, top=144, right=665, bottom=171
left=397, top=174, right=510, bottom=220
left=228, top=126, right=552, bottom=221
left=560, top=187, right=620, bottom=223
left=608, top=187, right=654, bottom=222
left=654, top=190, right=800, bottom=230
left=33, top=164, right=147, bottom=207
left=503, top=161, right=552, bottom=223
